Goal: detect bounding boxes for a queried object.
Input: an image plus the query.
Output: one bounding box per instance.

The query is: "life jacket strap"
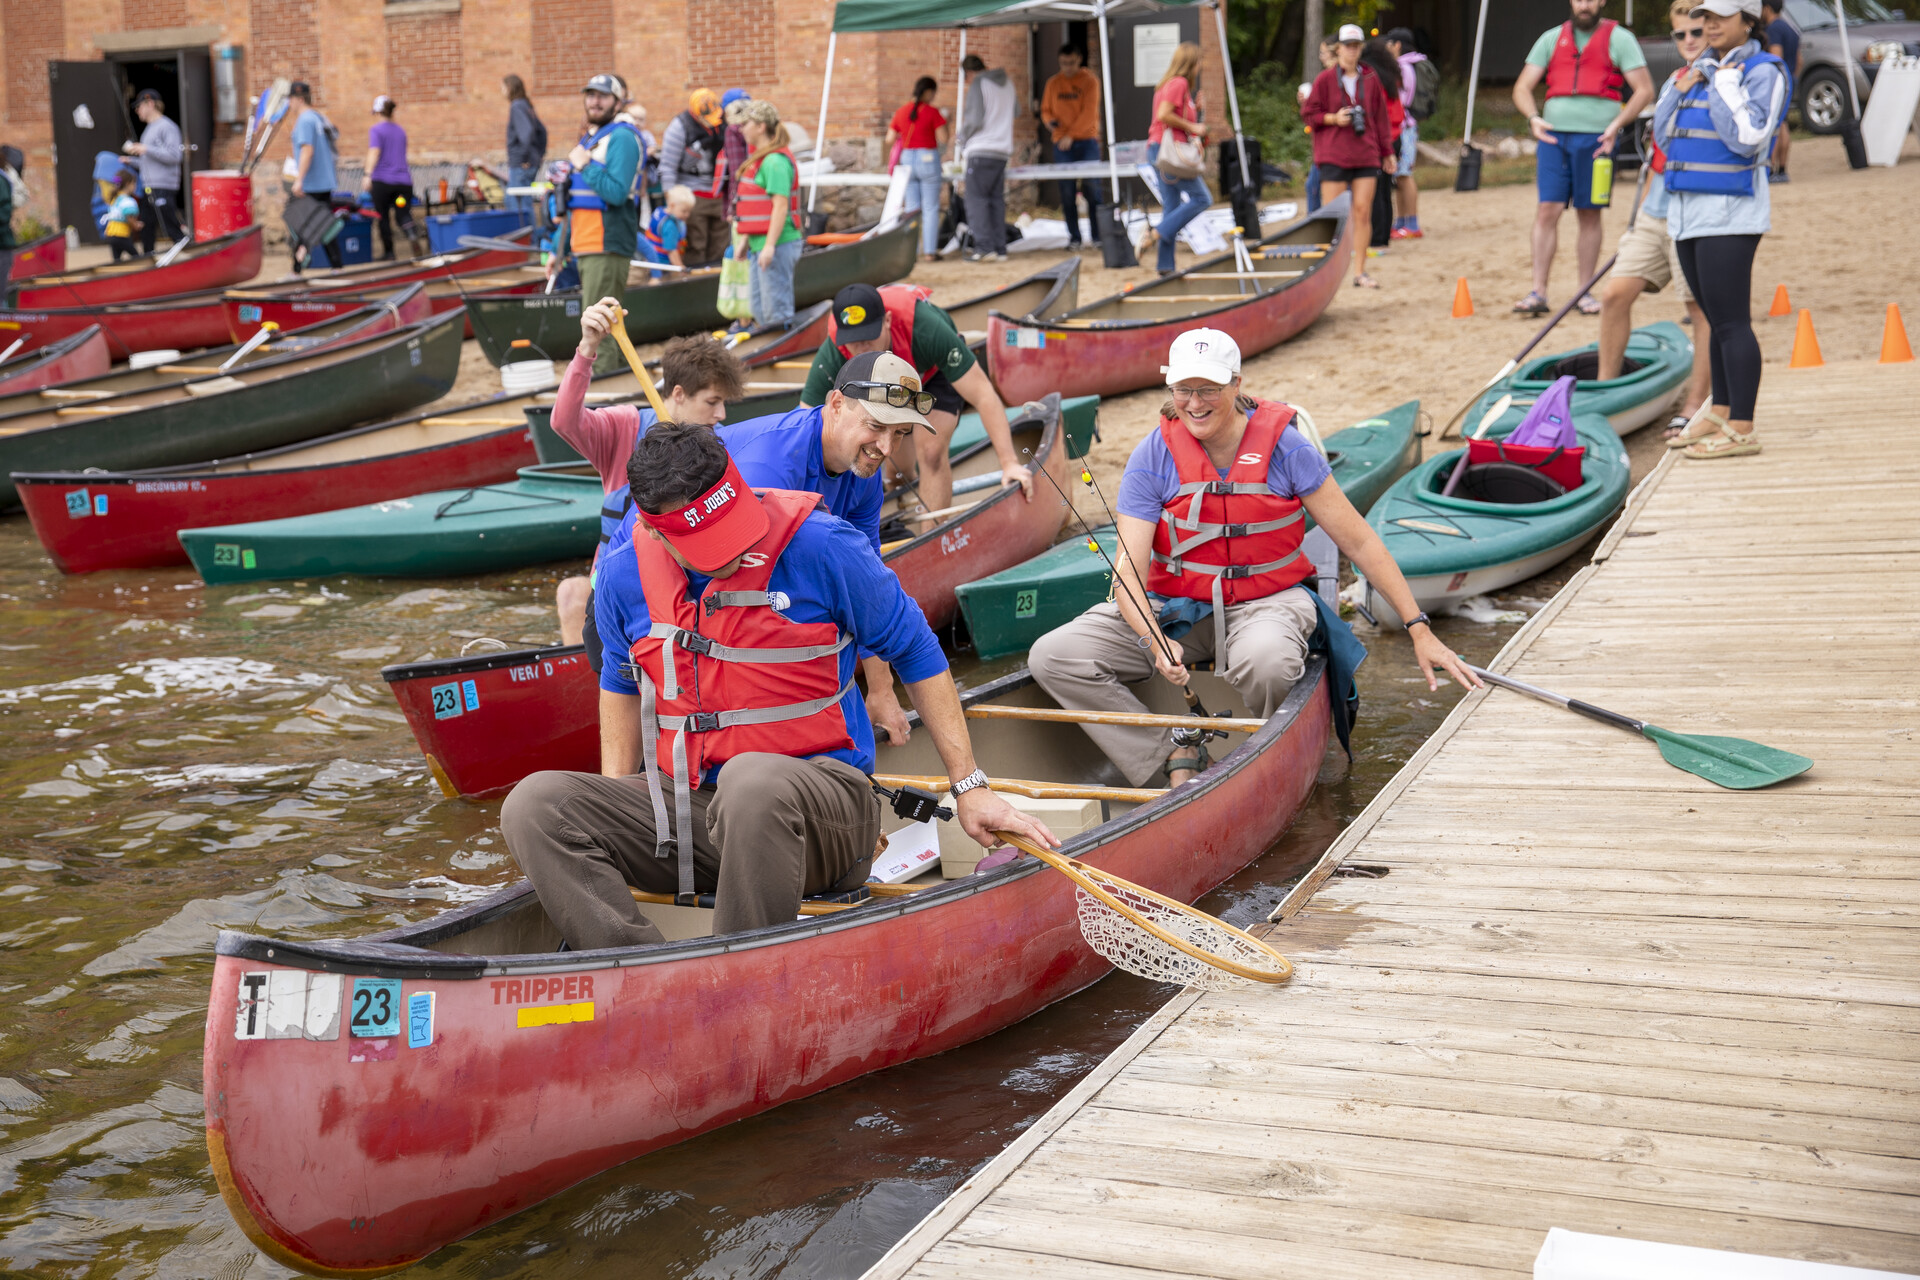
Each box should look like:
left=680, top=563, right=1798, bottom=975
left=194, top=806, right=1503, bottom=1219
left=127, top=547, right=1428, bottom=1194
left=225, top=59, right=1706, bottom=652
left=1173, top=479, right=1272, bottom=530
left=655, top=674, right=858, bottom=735
left=1159, top=507, right=1303, bottom=559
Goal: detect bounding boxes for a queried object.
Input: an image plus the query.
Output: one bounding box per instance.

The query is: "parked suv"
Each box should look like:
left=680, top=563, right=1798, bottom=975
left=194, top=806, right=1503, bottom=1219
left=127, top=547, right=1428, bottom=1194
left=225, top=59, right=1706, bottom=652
left=1639, top=0, right=1920, bottom=134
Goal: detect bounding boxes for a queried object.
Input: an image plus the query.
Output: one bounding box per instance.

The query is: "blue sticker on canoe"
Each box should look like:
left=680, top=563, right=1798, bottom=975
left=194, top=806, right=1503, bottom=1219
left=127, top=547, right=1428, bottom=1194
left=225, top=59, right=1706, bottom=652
left=407, top=991, right=435, bottom=1048
left=462, top=679, right=480, bottom=711
left=349, top=977, right=401, bottom=1038
left=238, top=304, right=262, bottom=322
left=66, top=489, right=90, bottom=519
left=94, top=493, right=109, bottom=516
left=430, top=682, right=463, bottom=719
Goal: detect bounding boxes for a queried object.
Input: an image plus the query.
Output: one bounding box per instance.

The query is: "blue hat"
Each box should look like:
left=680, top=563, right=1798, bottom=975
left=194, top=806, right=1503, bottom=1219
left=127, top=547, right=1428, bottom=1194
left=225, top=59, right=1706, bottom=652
left=721, top=88, right=749, bottom=108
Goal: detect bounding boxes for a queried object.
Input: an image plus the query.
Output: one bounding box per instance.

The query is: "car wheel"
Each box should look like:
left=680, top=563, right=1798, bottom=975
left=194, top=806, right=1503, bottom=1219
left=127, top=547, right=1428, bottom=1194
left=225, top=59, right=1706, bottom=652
left=1800, top=68, right=1850, bottom=135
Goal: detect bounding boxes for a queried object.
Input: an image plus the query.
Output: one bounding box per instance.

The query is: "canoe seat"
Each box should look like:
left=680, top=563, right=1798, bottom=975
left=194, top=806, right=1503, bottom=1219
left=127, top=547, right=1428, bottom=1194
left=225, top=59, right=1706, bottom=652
left=1545, top=352, right=1644, bottom=383
left=1457, top=461, right=1567, bottom=505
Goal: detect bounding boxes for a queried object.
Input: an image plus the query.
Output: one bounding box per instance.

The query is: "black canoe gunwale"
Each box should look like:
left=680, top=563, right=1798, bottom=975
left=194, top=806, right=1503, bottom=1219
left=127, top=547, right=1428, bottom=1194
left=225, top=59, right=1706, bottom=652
left=987, top=194, right=1349, bottom=336
left=214, top=652, right=1328, bottom=979
left=0, top=324, right=104, bottom=380
left=8, top=224, right=263, bottom=293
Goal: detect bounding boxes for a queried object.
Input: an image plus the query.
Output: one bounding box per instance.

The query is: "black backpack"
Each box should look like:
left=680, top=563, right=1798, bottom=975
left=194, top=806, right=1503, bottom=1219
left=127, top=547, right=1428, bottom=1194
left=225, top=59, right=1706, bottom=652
left=1409, top=58, right=1440, bottom=122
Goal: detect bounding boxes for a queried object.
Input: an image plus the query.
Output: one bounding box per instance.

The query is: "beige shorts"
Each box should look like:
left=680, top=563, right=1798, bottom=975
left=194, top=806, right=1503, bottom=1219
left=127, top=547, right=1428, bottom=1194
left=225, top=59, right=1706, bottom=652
left=1610, top=215, right=1690, bottom=302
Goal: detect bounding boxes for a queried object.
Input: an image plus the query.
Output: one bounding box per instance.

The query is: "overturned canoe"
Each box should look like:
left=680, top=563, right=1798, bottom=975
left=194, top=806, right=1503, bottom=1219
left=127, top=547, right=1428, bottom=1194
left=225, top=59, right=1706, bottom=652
left=0, top=310, right=464, bottom=511
left=1359, top=411, right=1630, bottom=619
left=0, top=326, right=112, bottom=397
left=987, top=197, right=1349, bottom=404
left=1468, top=321, right=1693, bottom=438
left=464, top=215, right=922, bottom=366
left=10, top=225, right=264, bottom=308
left=956, top=399, right=1424, bottom=660
left=206, top=656, right=1330, bottom=1275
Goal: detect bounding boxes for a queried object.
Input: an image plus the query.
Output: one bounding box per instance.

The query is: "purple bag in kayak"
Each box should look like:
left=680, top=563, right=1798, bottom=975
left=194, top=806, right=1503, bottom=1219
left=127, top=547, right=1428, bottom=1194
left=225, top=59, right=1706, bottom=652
left=1503, top=374, right=1578, bottom=450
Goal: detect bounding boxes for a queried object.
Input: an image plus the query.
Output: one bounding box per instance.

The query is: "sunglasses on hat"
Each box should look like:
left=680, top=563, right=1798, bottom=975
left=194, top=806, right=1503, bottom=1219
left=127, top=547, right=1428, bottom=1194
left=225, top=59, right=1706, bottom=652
left=841, top=380, right=935, bottom=415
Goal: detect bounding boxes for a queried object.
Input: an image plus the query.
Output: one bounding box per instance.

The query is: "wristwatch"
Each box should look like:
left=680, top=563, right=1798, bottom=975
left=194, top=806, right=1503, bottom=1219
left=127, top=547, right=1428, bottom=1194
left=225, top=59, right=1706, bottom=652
left=950, top=768, right=991, bottom=799
left=1406, top=612, right=1433, bottom=632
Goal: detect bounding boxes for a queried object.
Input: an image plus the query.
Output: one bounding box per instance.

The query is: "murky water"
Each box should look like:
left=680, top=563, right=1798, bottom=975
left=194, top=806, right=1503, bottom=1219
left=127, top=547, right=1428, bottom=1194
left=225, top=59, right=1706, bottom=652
left=0, top=425, right=1645, bottom=1280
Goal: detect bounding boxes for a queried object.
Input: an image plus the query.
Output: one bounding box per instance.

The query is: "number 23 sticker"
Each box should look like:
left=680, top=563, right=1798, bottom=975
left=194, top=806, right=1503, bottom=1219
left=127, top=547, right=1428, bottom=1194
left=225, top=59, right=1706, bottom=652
left=350, top=977, right=402, bottom=1038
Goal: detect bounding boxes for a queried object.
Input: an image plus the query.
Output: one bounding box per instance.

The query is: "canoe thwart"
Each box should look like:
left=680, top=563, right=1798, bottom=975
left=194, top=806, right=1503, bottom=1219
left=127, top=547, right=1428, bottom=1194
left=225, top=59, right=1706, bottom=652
left=962, top=704, right=1265, bottom=734
left=872, top=772, right=1166, bottom=804
left=631, top=887, right=855, bottom=915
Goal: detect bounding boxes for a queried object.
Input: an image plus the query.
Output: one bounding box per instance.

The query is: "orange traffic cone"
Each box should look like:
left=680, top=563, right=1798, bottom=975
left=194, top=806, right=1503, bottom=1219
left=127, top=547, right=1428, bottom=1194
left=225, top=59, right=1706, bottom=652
left=1881, top=303, right=1914, bottom=364
left=1789, top=308, right=1824, bottom=369
left=1452, top=277, right=1474, bottom=318
left=1768, top=285, right=1791, bottom=318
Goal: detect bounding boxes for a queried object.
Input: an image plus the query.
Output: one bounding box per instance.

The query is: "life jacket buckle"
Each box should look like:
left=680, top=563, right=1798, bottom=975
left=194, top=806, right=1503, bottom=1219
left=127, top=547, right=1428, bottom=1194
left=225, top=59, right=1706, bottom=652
left=618, top=661, right=642, bottom=683
left=688, top=711, right=723, bottom=733
left=1222, top=523, right=1249, bottom=537
left=677, top=631, right=714, bottom=656
left=1221, top=565, right=1254, bottom=580
left=702, top=594, right=726, bottom=617
left=1206, top=480, right=1234, bottom=495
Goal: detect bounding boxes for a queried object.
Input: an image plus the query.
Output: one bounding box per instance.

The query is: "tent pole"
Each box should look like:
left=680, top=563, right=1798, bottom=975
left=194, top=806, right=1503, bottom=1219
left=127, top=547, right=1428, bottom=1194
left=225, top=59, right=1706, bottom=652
left=1831, top=0, right=1860, bottom=119
left=1095, top=0, right=1121, bottom=201
left=1211, top=0, right=1251, bottom=189
left=808, top=30, right=837, bottom=213
left=1462, top=0, right=1489, bottom=147
left=954, top=27, right=970, bottom=167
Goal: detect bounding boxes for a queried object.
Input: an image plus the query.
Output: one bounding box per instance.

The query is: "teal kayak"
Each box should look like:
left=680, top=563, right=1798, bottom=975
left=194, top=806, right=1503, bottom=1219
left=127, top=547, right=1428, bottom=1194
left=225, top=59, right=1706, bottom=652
left=1469, top=321, right=1692, bottom=437
left=1358, top=411, right=1629, bottom=621
left=178, top=397, right=1101, bottom=586
left=955, top=400, right=1424, bottom=660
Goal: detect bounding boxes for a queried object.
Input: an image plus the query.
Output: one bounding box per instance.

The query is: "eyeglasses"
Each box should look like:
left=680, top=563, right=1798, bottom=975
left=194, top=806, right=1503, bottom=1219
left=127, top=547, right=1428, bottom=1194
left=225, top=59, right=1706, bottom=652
left=1671, top=26, right=1705, bottom=40
left=1170, top=384, right=1229, bottom=403
left=841, top=380, right=935, bottom=415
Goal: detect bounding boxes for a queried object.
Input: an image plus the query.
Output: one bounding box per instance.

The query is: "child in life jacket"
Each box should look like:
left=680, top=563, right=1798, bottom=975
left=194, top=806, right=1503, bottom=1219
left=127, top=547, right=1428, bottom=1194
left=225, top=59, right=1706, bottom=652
left=101, top=170, right=143, bottom=262
left=635, top=184, right=694, bottom=281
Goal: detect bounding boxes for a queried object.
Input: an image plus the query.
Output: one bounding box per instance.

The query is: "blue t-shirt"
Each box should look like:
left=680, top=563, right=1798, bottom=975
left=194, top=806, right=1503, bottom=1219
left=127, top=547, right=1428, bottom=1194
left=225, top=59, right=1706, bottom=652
left=1766, top=18, right=1800, bottom=83
left=291, top=110, right=337, bottom=194
left=594, top=509, right=948, bottom=778
left=1116, top=421, right=1332, bottom=524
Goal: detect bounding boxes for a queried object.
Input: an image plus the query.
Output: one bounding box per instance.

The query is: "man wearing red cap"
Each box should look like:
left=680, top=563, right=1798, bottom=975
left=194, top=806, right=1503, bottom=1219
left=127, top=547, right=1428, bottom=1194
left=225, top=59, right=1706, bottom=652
left=503, top=406, right=1057, bottom=949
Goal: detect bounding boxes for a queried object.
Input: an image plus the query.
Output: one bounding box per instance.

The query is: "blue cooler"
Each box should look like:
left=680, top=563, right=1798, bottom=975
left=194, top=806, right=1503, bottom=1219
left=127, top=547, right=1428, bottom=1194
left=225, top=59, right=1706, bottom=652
left=333, top=215, right=374, bottom=265
left=426, top=208, right=532, bottom=254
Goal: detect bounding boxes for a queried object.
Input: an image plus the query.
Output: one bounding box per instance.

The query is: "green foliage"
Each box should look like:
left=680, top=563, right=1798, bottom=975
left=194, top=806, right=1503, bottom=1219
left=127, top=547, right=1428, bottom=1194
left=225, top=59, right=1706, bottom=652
left=16, top=213, right=55, bottom=243
left=1234, top=62, right=1316, bottom=177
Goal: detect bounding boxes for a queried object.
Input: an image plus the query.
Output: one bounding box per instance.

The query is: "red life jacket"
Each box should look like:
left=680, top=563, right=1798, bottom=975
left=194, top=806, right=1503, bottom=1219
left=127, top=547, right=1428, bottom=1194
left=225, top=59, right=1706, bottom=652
left=830, top=284, right=937, bottom=381
left=1544, top=19, right=1626, bottom=102
left=1147, top=400, right=1313, bottom=618
left=734, top=148, right=802, bottom=237
left=624, top=489, right=855, bottom=896
left=1649, top=134, right=1667, bottom=175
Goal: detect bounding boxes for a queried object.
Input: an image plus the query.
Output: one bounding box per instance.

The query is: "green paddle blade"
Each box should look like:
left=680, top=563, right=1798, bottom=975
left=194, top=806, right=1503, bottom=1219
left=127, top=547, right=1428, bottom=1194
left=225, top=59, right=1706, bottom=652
left=1640, top=725, right=1813, bottom=790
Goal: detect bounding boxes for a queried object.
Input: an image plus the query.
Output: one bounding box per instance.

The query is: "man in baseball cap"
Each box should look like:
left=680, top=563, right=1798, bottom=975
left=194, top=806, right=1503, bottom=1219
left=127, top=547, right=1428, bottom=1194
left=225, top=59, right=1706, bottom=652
left=557, top=75, right=643, bottom=372
left=502, top=419, right=1058, bottom=948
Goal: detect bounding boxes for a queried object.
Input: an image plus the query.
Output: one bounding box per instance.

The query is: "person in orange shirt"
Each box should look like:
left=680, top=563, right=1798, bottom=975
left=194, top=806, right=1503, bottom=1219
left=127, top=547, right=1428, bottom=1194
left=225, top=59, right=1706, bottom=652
left=1040, top=44, right=1103, bottom=249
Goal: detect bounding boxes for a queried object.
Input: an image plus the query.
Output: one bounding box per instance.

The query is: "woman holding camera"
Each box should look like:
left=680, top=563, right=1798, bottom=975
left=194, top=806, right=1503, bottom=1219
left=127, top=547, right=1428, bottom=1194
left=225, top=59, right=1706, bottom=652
left=1302, top=23, right=1395, bottom=288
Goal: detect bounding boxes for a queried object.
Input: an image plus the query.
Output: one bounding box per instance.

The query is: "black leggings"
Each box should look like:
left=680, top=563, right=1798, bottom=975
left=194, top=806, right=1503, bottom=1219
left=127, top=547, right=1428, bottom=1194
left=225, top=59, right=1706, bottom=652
left=1674, top=233, right=1763, bottom=421
left=369, top=180, right=421, bottom=258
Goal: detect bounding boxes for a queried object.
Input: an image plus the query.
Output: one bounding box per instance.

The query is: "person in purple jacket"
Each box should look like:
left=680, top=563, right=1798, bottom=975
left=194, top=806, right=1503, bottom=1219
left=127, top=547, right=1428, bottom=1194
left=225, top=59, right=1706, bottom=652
left=362, top=95, right=422, bottom=260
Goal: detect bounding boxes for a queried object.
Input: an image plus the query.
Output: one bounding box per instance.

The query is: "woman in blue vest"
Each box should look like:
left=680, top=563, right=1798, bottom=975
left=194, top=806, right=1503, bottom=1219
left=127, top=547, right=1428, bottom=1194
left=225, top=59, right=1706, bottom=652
left=1655, top=0, right=1786, bottom=460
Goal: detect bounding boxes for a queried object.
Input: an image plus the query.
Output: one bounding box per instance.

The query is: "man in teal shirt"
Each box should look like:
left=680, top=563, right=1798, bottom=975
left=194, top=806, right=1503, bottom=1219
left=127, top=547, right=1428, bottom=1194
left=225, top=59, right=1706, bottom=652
left=1511, top=0, right=1653, bottom=317
left=550, top=73, right=642, bottom=373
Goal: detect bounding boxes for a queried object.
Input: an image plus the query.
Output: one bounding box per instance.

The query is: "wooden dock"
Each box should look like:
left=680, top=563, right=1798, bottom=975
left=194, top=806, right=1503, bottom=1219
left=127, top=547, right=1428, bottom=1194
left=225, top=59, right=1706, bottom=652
left=866, top=358, right=1920, bottom=1279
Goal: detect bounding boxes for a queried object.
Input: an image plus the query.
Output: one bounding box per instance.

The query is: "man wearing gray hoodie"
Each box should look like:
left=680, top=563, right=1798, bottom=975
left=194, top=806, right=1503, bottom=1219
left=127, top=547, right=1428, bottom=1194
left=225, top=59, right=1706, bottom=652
left=956, top=54, right=1015, bottom=261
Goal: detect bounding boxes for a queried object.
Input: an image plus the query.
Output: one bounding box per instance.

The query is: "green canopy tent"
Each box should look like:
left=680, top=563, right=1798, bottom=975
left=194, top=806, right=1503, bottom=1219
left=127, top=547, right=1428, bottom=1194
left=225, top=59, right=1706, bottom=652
left=818, top=0, right=1251, bottom=210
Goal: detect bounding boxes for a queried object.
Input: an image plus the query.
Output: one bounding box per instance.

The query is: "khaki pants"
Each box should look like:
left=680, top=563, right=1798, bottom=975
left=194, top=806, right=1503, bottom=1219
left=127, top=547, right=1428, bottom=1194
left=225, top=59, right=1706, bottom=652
left=1028, top=587, right=1319, bottom=787
left=576, top=253, right=630, bottom=375
left=682, top=194, right=732, bottom=267
left=501, top=754, right=880, bottom=949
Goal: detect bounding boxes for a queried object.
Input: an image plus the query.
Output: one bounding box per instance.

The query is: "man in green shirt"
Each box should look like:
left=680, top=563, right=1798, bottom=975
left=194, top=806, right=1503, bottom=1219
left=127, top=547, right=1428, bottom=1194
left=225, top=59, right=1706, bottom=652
left=798, top=283, right=1033, bottom=515
left=551, top=73, right=642, bottom=373
left=1511, top=0, right=1653, bottom=316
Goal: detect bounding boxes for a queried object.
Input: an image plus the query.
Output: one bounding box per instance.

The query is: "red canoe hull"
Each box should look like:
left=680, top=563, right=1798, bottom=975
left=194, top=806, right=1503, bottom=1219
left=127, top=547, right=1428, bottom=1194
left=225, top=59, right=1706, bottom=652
left=0, top=293, right=235, bottom=360
left=0, top=326, right=111, bottom=395
left=250, top=230, right=533, bottom=296
left=985, top=212, right=1352, bottom=405
left=204, top=669, right=1330, bottom=1275
left=7, top=231, right=67, bottom=281
left=17, top=420, right=538, bottom=574
left=12, top=226, right=264, bottom=308
left=221, top=285, right=438, bottom=343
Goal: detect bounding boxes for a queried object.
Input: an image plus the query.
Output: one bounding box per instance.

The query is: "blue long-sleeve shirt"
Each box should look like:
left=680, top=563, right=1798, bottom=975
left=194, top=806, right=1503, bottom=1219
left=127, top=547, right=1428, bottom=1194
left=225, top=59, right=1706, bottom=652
left=595, top=509, right=947, bottom=779
left=1653, top=39, right=1786, bottom=240
left=719, top=407, right=884, bottom=554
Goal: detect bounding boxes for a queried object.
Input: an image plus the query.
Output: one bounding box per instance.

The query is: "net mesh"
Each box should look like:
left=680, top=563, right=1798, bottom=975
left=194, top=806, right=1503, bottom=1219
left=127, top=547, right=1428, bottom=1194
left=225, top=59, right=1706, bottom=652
left=1071, top=869, right=1289, bottom=991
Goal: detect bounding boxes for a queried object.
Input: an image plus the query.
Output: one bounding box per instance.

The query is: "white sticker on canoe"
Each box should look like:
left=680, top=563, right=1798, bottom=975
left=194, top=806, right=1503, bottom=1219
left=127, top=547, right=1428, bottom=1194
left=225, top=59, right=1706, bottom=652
left=1005, top=329, right=1046, bottom=350
left=235, top=971, right=343, bottom=1040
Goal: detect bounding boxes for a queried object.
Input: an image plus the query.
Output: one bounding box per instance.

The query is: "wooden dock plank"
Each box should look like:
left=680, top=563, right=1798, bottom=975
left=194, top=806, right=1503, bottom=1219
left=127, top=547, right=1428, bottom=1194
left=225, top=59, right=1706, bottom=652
left=866, top=358, right=1920, bottom=1279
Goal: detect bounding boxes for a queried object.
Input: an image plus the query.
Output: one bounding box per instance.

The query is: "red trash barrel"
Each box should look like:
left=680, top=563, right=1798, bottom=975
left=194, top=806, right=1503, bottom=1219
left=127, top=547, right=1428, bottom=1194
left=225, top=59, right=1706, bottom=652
left=192, top=170, right=254, bottom=239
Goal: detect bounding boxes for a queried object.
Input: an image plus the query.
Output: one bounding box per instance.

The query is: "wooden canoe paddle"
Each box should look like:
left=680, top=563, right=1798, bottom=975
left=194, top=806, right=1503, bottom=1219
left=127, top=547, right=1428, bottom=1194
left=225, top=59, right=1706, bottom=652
left=609, top=308, right=672, bottom=420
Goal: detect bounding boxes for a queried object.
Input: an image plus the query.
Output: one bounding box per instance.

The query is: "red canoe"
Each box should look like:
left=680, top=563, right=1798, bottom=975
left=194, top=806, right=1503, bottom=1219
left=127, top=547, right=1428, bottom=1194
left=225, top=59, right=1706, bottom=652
left=205, top=659, right=1329, bottom=1275
left=6, top=230, right=68, bottom=282
left=1, top=291, right=237, bottom=360
left=986, top=197, right=1351, bottom=404
left=249, top=224, right=533, bottom=296
left=382, top=394, right=1081, bottom=797
left=11, top=225, right=264, bottom=309
left=17, top=380, right=543, bottom=574
left=224, top=268, right=544, bottom=343
left=0, top=326, right=111, bottom=396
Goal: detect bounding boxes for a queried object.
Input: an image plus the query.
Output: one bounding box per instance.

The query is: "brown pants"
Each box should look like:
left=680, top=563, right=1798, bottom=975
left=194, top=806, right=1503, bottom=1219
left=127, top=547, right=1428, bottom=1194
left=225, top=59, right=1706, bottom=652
left=682, top=194, right=732, bottom=267
left=1028, top=587, right=1318, bottom=787
left=501, top=754, right=879, bottom=949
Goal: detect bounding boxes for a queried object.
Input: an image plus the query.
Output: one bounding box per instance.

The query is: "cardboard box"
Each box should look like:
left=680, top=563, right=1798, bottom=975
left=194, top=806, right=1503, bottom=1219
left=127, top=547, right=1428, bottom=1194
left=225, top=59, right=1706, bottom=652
left=939, top=793, right=1102, bottom=878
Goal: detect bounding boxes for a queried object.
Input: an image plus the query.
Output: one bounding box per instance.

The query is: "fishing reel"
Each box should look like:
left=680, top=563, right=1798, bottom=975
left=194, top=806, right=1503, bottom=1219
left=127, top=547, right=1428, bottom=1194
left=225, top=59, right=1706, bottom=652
left=872, top=781, right=953, bottom=824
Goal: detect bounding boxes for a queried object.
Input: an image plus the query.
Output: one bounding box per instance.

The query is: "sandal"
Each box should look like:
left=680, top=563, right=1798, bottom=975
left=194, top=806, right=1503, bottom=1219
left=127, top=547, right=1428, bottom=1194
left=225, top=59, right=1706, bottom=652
left=1512, top=291, right=1549, bottom=316
left=1575, top=294, right=1602, bottom=316
left=1684, top=426, right=1760, bottom=459
left=1352, top=273, right=1380, bottom=289
left=1660, top=413, right=1692, bottom=440
left=1165, top=750, right=1208, bottom=781
left=1667, top=403, right=1727, bottom=449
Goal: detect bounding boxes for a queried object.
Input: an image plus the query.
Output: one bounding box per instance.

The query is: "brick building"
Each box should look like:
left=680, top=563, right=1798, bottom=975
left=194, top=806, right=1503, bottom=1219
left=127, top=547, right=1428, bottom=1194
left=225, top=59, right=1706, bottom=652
left=1, top=0, right=1227, bottom=238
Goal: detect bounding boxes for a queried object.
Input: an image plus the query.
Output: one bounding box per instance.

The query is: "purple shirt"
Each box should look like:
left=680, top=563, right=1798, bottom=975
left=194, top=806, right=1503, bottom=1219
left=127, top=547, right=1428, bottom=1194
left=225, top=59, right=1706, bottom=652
left=1116, top=421, right=1331, bottom=524
left=368, top=120, right=411, bottom=185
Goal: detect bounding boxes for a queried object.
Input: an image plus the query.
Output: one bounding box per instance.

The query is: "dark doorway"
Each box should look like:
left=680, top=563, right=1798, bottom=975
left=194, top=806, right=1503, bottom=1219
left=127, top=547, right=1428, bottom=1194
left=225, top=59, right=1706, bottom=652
left=49, top=51, right=215, bottom=244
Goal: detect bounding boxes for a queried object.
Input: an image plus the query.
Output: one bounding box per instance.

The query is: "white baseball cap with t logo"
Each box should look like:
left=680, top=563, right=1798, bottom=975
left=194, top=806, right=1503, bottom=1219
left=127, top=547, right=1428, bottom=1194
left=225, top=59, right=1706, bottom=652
left=1162, top=328, right=1242, bottom=386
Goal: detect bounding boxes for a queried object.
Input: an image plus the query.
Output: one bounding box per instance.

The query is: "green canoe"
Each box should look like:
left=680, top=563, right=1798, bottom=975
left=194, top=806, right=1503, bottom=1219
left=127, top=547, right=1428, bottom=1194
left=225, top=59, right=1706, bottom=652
left=465, top=216, right=921, bottom=366
left=178, top=396, right=1101, bottom=585
left=954, top=400, right=1424, bottom=660
left=1469, top=321, right=1692, bottom=438
left=1357, top=411, right=1629, bottom=622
